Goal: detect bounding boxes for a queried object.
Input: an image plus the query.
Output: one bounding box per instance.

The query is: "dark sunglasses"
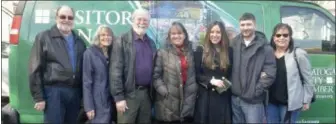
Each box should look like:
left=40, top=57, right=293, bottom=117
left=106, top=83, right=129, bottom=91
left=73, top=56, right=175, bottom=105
left=59, top=15, right=74, bottom=20
left=275, top=34, right=289, bottom=38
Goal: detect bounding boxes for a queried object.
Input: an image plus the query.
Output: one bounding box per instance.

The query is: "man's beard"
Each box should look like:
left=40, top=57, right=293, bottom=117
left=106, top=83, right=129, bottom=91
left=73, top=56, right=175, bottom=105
left=133, top=25, right=147, bottom=35
left=57, top=23, right=73, bottom=33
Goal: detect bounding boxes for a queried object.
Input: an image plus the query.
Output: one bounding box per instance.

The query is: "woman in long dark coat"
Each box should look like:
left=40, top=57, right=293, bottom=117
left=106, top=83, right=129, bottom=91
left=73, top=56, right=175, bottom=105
left=83, top=25, right=114, bottom=123
left=194, top=21, right=233, bottom=124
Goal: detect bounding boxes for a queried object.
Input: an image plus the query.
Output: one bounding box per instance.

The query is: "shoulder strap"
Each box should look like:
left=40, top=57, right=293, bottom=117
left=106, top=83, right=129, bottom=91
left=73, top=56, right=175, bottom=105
left=294, top=47, right=304, bottom=84
left=294, top=47, right=316, bottom=102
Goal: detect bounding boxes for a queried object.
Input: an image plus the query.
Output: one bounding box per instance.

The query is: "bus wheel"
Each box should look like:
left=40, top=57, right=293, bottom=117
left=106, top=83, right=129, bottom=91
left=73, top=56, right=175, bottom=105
left=1, top=104, right=20, bottom=124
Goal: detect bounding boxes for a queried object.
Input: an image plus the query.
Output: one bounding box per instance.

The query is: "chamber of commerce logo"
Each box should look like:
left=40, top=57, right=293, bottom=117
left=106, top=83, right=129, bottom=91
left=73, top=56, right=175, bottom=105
left=35, top=9, right=50, bottom=24
left=312, top=68, right=335, bottom=99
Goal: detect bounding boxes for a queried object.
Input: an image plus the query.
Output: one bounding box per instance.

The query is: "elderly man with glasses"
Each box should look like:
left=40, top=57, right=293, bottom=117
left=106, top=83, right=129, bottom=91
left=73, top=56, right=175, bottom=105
left=28, top=5, right=86, bottom=123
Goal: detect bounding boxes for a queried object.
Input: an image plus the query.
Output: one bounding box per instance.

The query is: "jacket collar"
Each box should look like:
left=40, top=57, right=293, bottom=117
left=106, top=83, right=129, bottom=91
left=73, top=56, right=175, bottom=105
left=132, top=29, right=150, bottom=41
left=237, top=31, right=267, bottom=48
left=125, top=29, right=157, bottom=51
left=92, top=45, right=111, bottom=66
left=165, top=40, right=192, bottom=55
left=50, top=24, right=80, bottom=41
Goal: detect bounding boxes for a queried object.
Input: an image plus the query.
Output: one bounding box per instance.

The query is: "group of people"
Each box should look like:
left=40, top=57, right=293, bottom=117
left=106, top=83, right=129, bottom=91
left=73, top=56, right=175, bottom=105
left=28, top=5, right=315, bottom=124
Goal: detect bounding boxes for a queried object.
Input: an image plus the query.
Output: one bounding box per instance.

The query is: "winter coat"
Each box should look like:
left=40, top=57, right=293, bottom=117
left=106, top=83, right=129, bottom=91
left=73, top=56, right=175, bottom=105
left=28, top=25, right=86, bottom=102
left=231, top=31, right=277, bottom=103
left=153, top=41, right=198, bottom=122
left=83, top=45, right=113, bottom=123
left=109, top=29, right=157, bottom=102
left=193, top=46, right=233, bottom=124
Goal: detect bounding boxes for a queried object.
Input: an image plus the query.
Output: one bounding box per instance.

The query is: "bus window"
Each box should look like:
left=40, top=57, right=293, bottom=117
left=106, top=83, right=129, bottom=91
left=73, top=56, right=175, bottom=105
left=280, top=6, right=335, bottom=53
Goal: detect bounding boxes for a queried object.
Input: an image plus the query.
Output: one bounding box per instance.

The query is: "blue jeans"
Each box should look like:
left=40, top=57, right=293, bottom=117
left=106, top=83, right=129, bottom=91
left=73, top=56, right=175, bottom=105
left=44, top=86, right=81, bottom=124
left=266, top=103, right=301, bottom=123
left=231, top=96, right=265, bottom=123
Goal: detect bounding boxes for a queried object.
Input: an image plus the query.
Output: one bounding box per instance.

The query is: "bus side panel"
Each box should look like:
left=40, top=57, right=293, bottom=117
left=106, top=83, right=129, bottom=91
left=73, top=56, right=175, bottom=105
left=8, top=1, right=46, bottom=123
left=299, top=54, right=335, bottom=123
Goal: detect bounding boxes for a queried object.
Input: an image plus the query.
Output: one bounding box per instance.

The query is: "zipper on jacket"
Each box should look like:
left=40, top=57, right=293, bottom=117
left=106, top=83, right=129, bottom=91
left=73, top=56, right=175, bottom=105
left=133, top=43, right=136, bottom=91
left=72, top=36, right=80, bottom=81
left=178, top=51, right=185, bottom=122
left=180, top=83, right=183, bottom=122
left=239, top=50, right=244, bottom=97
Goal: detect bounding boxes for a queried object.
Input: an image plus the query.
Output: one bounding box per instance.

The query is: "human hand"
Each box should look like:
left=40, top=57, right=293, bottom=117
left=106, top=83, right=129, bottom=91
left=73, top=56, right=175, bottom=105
left=260, top=72, right=267, bottom=78
left=86, top=110, right=95, bottom=120
left=34, top=101, right=46, bottom=111
left=210, top=78, right=225, bottom=87
left=302, top=103, right=310, bottom=111
left=116, top=100, right=128, bottom=113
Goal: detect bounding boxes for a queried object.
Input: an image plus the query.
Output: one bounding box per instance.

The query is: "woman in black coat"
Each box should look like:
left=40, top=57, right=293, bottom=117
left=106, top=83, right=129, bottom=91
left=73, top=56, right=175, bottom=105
left=194, top=21, right=233, bottom=124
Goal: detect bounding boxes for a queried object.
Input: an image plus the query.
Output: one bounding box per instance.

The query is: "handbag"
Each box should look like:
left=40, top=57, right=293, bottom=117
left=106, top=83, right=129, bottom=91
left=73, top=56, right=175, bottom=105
left=293, top=47, right=316, bottom=103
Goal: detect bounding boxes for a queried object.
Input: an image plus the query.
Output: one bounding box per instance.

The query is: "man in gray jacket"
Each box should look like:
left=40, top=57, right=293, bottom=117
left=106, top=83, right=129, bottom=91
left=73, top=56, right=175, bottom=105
left=231, top=13, right=276, bottom=123
left=109, top=9, right=156, bottom=123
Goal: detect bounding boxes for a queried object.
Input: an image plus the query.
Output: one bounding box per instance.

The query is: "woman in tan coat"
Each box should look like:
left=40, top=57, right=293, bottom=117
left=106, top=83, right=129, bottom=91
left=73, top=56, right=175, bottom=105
left=153, top=22, right=198, bottom=123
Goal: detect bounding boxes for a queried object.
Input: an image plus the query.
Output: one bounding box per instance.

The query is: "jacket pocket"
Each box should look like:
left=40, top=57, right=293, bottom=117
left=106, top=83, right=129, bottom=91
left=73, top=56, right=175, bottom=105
left=44, top=63, right=71, bottom=83
left=254, top=87, right=264, bottom=98
left=157, top=91, right=168, bottom=102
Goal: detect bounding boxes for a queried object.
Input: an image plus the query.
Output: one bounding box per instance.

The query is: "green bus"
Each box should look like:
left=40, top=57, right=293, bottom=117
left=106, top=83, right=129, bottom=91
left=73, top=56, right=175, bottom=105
left=2, top=1, right=335, bottom=123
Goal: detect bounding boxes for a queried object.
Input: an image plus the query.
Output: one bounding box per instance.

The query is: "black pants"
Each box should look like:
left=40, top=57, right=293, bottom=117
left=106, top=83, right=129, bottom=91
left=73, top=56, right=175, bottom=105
left=43, top=86, right=81, bottom=124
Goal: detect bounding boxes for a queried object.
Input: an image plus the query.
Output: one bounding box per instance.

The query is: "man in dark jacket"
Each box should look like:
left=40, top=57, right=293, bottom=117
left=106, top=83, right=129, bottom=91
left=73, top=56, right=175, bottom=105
left=231, top=13, right=276, bottom=123
left=28, top=5, right=86, bottom=123
left=109, top=8, right=157, bottom=123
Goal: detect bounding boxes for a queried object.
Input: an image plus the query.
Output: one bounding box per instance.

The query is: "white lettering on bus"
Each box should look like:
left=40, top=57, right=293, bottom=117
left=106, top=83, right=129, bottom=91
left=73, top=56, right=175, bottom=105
left=74, top=10, right=132, bottom=26
left=86, top=10, right=91, bottom=25
left=77, top=28, right=93, bottom=43
left=315, top=86, right=334, bottom=93
left=122, top=11, right=132, bottom=25
left=75, top=10, right=85, bottom=24
left=92, top=10, right=106, bottom=25
left=312, top=77, right=324, bottom=85
left=73, top=10, right=133, bottom=42
left=312, top=68, right=336, bottom=76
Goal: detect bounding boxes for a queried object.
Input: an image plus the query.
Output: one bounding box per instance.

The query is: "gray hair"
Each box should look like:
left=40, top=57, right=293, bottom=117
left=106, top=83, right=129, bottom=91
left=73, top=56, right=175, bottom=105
left=131, top=8, right=151, bottom=21
left=56, top=5, right=75, bottom=16
left=92, top=25, right=114, bottom=46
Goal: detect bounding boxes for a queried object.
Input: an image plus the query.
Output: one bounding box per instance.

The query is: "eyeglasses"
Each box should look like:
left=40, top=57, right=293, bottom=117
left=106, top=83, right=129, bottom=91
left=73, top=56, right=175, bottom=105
left=59, top=15, right=74, bottom=20
left=275, top=34, right=289, bottom=38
